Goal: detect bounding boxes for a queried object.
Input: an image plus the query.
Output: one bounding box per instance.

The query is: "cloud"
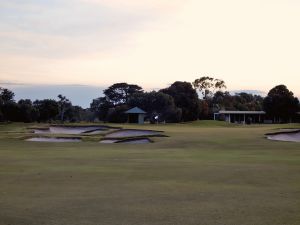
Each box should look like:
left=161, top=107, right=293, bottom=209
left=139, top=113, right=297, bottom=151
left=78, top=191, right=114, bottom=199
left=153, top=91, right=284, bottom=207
left=0, top=0, right=300, bottom=98
left=0, top=0, right=178, bottom=58
left=230, top=90, right=267, bottom=97
left=80, top=0, right=184, bottom=12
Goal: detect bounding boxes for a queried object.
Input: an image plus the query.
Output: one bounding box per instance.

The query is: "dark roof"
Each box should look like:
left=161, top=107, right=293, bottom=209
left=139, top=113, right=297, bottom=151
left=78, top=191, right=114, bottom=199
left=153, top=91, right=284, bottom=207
left=125, top=107, right=146, bottom=114
left=218, top=110, right=266, bottom=115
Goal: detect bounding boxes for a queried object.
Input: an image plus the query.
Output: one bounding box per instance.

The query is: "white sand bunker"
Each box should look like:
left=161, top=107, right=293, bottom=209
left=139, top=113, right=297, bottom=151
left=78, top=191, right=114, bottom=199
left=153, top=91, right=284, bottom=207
left=26, top=137, right=82, bottom=143
left=100, top=139, right=119, bottom=144
left=278, top=128, right=300, bottom=132
left=100, top=138, right=152, bottom=144
left=120, top=138, right=151, bottom=144
left=105, top=129, right=163, bottom=138
left=267, top=131, right=300, bottom=143
left=34, top=126, right=108, bottom=135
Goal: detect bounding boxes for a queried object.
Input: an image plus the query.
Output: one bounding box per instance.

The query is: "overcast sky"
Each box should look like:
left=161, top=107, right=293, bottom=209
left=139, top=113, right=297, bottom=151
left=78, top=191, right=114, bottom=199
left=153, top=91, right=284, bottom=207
left=1, top=0, right=300, bottom=107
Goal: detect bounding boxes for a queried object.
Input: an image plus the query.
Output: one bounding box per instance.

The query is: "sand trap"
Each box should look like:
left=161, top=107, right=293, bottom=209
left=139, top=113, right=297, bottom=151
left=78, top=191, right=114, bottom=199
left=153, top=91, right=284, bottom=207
left=105, top=129, right=162, bottom=138
left=100, top=138, right=151, bottom=144
left=118, top=138, right=151, bottom=144
left=81, top=129, right=108, bottom=134
left=278, top=128, right=300, bottom=132
left=34, top=126, right=108, bottom=135
left=267, top=131, right=300, bottom=143
left=99, top=139, right=119, bottom=144
left=26, top=137, right=82, bottom=142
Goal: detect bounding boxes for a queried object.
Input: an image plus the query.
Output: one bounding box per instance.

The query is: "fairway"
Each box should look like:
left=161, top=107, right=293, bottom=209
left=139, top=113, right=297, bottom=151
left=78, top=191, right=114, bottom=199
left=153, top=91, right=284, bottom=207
left=0, top=122, right=300, bottom=225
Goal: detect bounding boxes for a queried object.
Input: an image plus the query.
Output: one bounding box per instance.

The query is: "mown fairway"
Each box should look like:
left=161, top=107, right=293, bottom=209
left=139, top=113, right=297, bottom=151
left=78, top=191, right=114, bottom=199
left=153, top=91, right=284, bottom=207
left=0, top=122, right=300, bottom=225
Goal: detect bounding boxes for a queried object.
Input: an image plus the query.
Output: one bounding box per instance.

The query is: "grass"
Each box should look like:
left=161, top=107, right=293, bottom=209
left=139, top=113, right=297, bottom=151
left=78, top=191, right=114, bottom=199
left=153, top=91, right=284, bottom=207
left=0, top=121, right=300, bottom=225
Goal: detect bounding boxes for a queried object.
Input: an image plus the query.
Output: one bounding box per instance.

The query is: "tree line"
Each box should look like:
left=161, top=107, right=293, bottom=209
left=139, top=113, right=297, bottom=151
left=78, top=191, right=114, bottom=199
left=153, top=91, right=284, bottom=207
left=0, top=88, right=93, bottom=123
left=1, top=77, right=299, bottom=123
left=90, top=78, right=299, bottom=123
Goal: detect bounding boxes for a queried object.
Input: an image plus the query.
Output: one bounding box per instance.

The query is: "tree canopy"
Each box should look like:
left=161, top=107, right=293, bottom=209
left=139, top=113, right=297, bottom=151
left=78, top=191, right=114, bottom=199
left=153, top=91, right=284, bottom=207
left=193, top=76, right=226, bottom=99
left=160, top=81, right=201, bottom=121
left=57, top=94, right=71, bottom=122
left=1, top=82, right=299, bottom=124
left=103, top=83, right=143, bottom=105
left=263, top=85, right=299, bottom=122
left=128, top=91, right=182, bottom=123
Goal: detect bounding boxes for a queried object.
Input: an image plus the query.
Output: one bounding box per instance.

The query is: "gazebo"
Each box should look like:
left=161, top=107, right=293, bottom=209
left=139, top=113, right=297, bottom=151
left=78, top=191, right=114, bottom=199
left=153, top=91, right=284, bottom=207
left=125, top=107, right=146, bottom=124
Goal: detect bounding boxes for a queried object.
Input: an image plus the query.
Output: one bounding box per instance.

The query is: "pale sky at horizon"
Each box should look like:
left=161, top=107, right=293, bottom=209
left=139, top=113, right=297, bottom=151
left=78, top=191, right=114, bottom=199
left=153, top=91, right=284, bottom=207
left=1, top=0, right=300, bottom=98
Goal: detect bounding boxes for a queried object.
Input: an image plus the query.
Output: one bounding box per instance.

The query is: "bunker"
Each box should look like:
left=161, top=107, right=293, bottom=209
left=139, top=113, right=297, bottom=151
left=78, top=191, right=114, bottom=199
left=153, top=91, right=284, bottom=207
left=266, top=130, right=300, bottom=143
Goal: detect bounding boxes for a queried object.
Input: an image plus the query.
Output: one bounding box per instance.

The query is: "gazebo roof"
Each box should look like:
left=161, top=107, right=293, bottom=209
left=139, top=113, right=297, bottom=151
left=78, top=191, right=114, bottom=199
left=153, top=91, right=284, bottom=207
left=125, top=107, right=146, bottom=114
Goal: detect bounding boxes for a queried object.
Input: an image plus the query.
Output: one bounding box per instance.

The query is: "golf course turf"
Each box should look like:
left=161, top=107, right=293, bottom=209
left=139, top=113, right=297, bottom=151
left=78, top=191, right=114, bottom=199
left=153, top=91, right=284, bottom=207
left=0, top=121, right=300, bottom=225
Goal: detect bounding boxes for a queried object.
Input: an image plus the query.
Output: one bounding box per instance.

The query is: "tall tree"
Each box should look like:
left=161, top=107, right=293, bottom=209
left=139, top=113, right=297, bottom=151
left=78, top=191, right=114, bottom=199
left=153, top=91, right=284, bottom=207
left=212, top=91, right=264, bottom=112
left=128, top=91, right=182, bottom=123
left=17, top=99, right=38, bottom=122
left=33, top=99, right=59, bottom=122
left=90, top=97, right=113, bottom=121
left=91, top=83, right=143, bottom=122
left=160, top=81, right=201, bottom=121
left=0, top=88, right=15, bottom=104
left=57, top=95, right=71, bottom=122
left=263, top=85, right=299, bottom=122
left=0, top=88, right=16, bottom=121
left=193, top=76, right=226, bottom=99
left=103, top=83, right=143, bottom=105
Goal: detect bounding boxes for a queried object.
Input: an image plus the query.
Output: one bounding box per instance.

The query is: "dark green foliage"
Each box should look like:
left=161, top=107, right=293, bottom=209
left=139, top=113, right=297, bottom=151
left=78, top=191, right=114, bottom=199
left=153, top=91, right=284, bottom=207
left=90, top=97, right=114, bottom=121
left=263, top=85, right=299, bottom=122
left=1, top=83, right=299, bottom=124
left=0, top=88, right=17, bottom=121
left=33, top=99, right=59, bottom=122
left=17, top=99, right=39, bottom=122
left=160, top=81, right=201, bottom=121
left=103, top=83, right=143, bottom=105
left=193, top=76, right=226, bottom=99
left=0, top=87, right=94, bottom=123
left=106, top=104, right=129, bottom=123
left=0, top=89, right=39, bottom=122
left=199, top=100, right=210, bottom=119
left=128, top=91, right=182, bottom=123
left=213, top=91, right=264, bottom=111
left=91, top=83, right=143, bottom=122
left=57, top=94, right=71, bottom=122
left=1, top=102, right=20, bottom=122
left=0, top=88, right=15, bottom=104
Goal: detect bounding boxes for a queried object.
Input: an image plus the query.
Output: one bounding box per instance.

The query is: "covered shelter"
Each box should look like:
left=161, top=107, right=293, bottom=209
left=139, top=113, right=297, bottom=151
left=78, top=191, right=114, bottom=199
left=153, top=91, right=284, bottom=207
left=214, top=110, right=266, bottom=124
left=125, top=107, right=146, bottom=124
left=296, top=112, right=300, bottom=123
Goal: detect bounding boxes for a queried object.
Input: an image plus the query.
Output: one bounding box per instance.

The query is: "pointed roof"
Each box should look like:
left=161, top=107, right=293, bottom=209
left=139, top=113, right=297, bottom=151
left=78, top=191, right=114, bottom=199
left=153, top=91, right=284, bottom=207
left=125, top=107, right=146, bottom=114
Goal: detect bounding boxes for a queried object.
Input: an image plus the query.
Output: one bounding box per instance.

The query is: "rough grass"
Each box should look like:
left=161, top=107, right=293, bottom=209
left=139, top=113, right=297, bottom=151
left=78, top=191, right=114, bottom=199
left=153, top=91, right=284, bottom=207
left=0, top=121, right=300, bottom=225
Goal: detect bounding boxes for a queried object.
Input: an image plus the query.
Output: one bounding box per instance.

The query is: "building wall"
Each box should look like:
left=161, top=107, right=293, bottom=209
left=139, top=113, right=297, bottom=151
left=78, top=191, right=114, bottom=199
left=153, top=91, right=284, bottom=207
left=219, top=113, right=265, bottom=124
left=138, top=114, right=145, bottom=124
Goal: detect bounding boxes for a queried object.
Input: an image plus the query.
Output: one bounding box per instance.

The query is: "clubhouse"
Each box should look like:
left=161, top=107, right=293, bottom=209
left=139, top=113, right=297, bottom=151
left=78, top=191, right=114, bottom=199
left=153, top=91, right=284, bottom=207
left=214, top=110, right=266, bottom=124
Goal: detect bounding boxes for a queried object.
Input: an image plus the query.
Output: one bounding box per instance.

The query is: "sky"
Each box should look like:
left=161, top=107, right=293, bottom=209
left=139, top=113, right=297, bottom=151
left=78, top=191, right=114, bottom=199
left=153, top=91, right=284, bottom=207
left=1, top=0, right=300, bottom=107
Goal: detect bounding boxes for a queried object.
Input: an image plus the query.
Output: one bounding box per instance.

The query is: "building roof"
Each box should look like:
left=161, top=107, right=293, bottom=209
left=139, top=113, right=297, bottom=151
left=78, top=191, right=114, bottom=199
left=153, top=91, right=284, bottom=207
left=125, top=107, right=146, bottom=114
left=218, top=110, right=266, bottom=115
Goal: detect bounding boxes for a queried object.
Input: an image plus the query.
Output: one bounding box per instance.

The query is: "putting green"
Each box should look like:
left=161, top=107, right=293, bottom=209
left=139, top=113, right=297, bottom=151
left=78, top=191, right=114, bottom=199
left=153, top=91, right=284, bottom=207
left=0, top=121, right=300, bottom=225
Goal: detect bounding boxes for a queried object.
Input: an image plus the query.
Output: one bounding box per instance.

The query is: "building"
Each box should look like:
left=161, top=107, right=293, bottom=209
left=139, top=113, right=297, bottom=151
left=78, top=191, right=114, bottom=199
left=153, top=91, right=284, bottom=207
left=296, top=112, right=300, bottom=123
left=214, top=110, right=266, bottom=124
left=125, top=107, right=146, bottom=124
